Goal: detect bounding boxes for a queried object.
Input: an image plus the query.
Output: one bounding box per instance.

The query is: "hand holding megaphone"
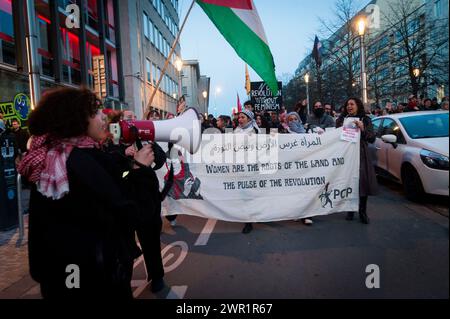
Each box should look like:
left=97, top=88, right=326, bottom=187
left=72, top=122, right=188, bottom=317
left=109, top=108, right=202, bottom=154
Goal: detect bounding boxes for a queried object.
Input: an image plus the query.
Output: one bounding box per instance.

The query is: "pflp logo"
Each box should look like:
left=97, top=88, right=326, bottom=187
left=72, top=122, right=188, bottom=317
left=319, top=182, right=333, bottom=208
left=318, top=182, right=354, bottom=208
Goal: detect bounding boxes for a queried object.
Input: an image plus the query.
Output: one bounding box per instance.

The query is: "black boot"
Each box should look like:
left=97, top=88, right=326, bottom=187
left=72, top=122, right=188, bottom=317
left=242, top=223, right=253, bottom=234
left=359, top=196, right=370, bottom=224
left=345, top=212, right=354, bottom=221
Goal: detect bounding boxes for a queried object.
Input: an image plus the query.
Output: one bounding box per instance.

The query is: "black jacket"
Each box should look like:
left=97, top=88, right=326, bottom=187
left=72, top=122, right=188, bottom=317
left=28, top=147, right=161, bottom=298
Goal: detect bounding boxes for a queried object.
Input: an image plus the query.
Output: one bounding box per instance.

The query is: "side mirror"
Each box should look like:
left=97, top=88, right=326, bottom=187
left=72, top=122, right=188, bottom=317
left=381, top=134, right=398, bottom=148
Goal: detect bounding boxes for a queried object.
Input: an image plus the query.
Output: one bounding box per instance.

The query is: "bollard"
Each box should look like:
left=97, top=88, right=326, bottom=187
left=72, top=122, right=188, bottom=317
left=17, top=174, right=24, bottom=238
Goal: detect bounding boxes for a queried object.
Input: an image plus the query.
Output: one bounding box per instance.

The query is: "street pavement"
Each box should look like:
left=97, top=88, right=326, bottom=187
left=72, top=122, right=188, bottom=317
left=0, top=178, right=448, bottom=299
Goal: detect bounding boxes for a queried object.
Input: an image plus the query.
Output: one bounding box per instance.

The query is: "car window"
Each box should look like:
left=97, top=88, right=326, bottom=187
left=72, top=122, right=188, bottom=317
left=399, top=113, right=449, bottom=139
left=372, top=118, right=382, bottom=137
left=381, top=118, right=406, bottom=144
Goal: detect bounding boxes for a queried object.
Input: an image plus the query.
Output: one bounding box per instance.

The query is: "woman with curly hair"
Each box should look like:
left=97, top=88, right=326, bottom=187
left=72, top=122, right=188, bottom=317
left=336, top=97, right=378, bottom=224
left=18, top=87, right=159, bottom=298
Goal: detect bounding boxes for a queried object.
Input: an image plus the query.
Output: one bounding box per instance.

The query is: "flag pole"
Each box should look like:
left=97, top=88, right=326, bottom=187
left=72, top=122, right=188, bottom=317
left=144, top=0, right=196, bottom=120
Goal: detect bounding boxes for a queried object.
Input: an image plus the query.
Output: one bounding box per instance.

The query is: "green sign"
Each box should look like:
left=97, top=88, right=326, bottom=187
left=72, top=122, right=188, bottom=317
left=0, top=93, right=31, bottom=127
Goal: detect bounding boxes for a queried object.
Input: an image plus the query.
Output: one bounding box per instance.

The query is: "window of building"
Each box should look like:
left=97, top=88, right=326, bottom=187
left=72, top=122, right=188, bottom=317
left=86, top=42, right=100, bottom=88
left=149, top=20, right=154, bottom=44
left=105, top=0, right=116, bottom=43
left=157, top=67, right=161, bottom=89
left=157, top=0, right=162, bottom=16
left=37, top=14, right=54, bottom=77
left=0, top=0, right=15, bottom=65
left=155, top=27, right=160, bottom=51
left=379, top=36, right=389, bottom=49
left=143, top=12, right=149, bottom=39
left=407, top=19, right=419, bottom=35
left=87, top=0, right=99, bottom=30
left=146, top=58, right=151, bottom=83
left=60, top=27, right=81, bottom=85
left=152, top=63, right=157, bottom=86
left=158, top=31, right=163, bottom=54
left=435, top=0, right=443, bottom=17
left=107, top=49, right=119, bottom=97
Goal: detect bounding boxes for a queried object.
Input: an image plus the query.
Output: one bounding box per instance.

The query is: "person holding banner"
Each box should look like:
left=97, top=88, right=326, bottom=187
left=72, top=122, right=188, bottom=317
left=285, top=112, right=314, bottom=226
left=235, top=109, right=260, bottom=234
left=336, top=98, right=378, bottom=224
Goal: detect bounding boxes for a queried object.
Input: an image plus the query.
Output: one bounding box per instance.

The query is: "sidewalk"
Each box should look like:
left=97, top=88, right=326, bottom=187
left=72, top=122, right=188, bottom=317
left=0, top=189, right=42, bottom=299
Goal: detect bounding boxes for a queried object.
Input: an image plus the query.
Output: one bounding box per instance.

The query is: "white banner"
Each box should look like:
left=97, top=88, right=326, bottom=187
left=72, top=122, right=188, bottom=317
left=156, top=128, right=360, bottom=222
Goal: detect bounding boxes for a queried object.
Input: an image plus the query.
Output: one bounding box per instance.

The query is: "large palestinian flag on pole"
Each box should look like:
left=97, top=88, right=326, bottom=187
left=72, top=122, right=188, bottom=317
left=196, top=0, right=278, bottom=95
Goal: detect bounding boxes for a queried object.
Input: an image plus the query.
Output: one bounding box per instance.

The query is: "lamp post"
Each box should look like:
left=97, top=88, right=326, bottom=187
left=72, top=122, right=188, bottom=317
left=202, top=90, right=208, bottom=114
left=357, top=18, right=368, bottom=107
left=304, top=73, right=310, bottom=116
left=175, top=58, right=183, bottom=100
left=413, top=68, right=420, bottom=96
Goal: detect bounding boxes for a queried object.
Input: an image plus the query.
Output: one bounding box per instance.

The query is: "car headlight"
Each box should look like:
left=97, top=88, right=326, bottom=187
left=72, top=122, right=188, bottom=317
left=420, top=149, right=449, bottom=171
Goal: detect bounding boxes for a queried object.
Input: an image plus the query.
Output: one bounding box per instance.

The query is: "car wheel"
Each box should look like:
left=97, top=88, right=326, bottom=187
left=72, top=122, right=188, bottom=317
left=402, top=165, right=425, bottom=202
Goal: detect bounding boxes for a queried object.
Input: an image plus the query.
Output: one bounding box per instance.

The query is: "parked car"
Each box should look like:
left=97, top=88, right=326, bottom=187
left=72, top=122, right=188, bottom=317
left=369, top=111, right=449, bottom=201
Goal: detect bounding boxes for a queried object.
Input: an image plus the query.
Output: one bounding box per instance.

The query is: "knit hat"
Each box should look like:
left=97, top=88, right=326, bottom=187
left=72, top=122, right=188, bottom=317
left=239, top=109, right=255, bottom=121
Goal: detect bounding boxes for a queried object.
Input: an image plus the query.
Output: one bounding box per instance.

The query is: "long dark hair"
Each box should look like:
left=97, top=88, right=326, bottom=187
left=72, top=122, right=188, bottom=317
left=342, top=97, right=366, bottom=118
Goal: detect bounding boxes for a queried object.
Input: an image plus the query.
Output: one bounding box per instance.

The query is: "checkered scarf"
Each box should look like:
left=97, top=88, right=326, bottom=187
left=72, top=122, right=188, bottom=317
left=18, top=134, right=98, bottom=200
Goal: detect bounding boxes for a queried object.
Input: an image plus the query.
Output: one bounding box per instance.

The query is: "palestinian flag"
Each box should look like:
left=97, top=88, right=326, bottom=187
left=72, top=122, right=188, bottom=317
left=197, top=0, right=278, bottom=95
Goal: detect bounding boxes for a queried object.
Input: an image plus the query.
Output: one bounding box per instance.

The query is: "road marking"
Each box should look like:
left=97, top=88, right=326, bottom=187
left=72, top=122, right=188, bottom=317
left=161, top=241, right=189, bottom=273
left=132, top=280, right=149, bottom=299
left=166, top=286, right=188, bottom=299
left=131, top=280, right=147, bottom=287
left=194, top=219, right=217, bottom=246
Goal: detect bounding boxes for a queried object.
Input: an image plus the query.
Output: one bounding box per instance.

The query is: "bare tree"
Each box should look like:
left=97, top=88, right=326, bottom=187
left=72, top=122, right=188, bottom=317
left=382, top=0, right=449, bottom=97
left=319, top=0, right=363, bottom=101
left=366, top=37, right=391, bottom=107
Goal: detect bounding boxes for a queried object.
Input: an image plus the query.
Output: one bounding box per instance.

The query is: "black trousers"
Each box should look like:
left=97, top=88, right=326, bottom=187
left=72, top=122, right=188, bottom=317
left=135, top=218, right=164, bottom=281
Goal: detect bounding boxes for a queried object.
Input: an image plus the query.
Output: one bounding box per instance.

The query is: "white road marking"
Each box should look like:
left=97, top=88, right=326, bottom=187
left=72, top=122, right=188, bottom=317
left=131, top=280, right=147, bottom=287
left=166, top=286, right=188, bottom=299
left=194, top=219, right=217, bottom=246
left=161, top=241, right=189, bottom=273
left=132, top=280, right=149, bottom=299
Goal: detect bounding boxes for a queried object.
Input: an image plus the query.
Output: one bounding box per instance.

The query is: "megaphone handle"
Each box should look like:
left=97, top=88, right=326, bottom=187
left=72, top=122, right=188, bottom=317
left=135, top=137, right=143, bottom=150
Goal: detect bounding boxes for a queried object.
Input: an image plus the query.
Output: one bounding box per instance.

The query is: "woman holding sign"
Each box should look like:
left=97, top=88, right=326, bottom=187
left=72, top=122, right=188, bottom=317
left=336, top=98, right=378, bottom=224
left=235, top=109, right=260, bottom=234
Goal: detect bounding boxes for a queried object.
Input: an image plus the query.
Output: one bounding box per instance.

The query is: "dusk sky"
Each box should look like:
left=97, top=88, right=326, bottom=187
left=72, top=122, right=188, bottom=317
left=179, top=0, right=365, bottom=116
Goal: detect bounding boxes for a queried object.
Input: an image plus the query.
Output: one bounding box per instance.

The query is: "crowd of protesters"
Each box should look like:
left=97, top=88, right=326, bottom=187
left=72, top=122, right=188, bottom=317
left=1, top=87, right=448, bottom=299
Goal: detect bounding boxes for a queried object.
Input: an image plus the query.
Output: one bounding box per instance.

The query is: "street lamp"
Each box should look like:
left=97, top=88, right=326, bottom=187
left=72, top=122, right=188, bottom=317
left=412, top=68, right=420, bottom=96
left=357, top=17, right=368, bottom=107
left=202, top=90, right=208, bottom=113
left=175, top=58, right=183, bottom=100
left=304, top=73, right=310, bottom=116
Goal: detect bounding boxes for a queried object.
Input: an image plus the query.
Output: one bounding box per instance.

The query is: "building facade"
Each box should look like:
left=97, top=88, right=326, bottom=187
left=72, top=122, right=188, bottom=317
left=119, top=0, right=181, bottom=119
left=0, top=0, right=126, bottom=126
left=181, top=60, right=210, bottom=115
left=292, top=0, right=449, bottom=109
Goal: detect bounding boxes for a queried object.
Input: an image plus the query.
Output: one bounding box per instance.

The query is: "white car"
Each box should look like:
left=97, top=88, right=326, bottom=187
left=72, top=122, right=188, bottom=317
left=369, top=111, right=449, bottom=201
